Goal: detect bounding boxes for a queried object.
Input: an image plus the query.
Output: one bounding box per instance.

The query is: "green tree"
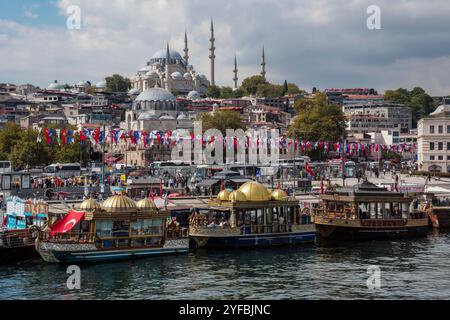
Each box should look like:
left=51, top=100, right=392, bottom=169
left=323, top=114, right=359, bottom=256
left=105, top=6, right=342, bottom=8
left=105, top=74, right=132, bottom=93
left=232, top=88, right=244, bottom=98
left=282, top=80, right=289, bottom=96
left=220, top=86, right=234, bottom=99
left=256, top=83, right=284, bottom=98
left=241, top=75, right=268, bottom=96
left=207, top=85, right=221, bottom=98
left=0, top=122, right=23, bottom=160
left=286, top=83, right=303, bottom=95
left=198, top=110, right=246, bottom=134
left=288, top=92, right=346, bottom=141
left=9, top=129, right=50, bottom=169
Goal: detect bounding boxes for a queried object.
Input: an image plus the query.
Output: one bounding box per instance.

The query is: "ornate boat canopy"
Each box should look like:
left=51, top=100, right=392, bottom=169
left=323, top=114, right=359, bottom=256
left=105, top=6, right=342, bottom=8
left=136, top=198, right=158, bottom=211
left=102, top=195, right=137, bottom=213
left=217, top=190, right=231, bottom=201
left=79, top=198, right=102, bottom=212
left=238, top=181, right=271, bottom=202
left=271, top=189, right=288, bottom=201
left=229, top=190, right=247, bottom=202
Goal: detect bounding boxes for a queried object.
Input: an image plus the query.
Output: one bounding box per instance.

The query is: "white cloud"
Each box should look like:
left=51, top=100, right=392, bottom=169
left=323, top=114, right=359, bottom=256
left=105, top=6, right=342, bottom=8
left=0, top=0, right=450, bottom=95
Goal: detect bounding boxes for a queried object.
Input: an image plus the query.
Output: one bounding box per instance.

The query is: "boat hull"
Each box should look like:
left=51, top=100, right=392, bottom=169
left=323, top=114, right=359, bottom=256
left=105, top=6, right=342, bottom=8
left=316, top=224, right=431, bottom=241
left=36, top=238, right=189, bottom=264
left=429, top=207, right=450, bottom=228
left=0, top=245, right=39, bottom=264
left=190, top=228, right=316, bottom=249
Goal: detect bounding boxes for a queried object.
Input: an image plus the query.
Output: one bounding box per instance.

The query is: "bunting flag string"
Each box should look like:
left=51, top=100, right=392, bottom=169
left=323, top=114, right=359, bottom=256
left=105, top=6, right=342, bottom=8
left=35, top=127, right=418, bottom=156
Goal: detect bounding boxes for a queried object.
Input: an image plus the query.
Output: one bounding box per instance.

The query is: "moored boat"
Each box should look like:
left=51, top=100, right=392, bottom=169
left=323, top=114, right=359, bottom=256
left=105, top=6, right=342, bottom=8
left=35, top=195, right=189, bottom=264
left=189, top=181, right=316, bottom=249
left=0, top=197, right=48, bottom=264
left=315, top=181, right=431, bottom=240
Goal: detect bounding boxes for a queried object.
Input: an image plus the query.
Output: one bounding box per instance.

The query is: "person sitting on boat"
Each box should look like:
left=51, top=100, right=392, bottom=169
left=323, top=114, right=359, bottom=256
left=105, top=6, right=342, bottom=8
left=208, top=219, right=220, bottom=228
left=219, top=218, right=230, bottom=228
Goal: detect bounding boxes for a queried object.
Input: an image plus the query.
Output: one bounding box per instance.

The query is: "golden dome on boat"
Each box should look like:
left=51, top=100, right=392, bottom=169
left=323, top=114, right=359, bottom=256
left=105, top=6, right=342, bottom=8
left=238, top=181, right=271, bottom=202
left=271, top=189, right=288, bottom=201
left=136, top=198, right=157, bottom=210
left=102, top=195, right=137, bottom=213
left=217, top=189, right=231, bottom=201
left=229, top=190, right=247, bottom=202
left=79, top=198, right=102, bottom=211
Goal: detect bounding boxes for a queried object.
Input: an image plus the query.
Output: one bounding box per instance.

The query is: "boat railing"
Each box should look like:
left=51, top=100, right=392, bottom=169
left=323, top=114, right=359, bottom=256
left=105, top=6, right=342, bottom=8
left=166, top=227, right=189, bottom=239
left=39, top=231, right=96, bottom=243
left=0, top=230, right=36, bottom=248
left=190, top=222, right=310, bottom=236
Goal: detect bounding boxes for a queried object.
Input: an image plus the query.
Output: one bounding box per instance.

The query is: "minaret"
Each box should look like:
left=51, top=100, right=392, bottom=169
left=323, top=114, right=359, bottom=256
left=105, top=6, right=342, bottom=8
left=183, top=31, right=189, bottom=65
left=209, top=19, right=216, bottom=86
left=165, top=42, right=171, bottom=91
left=233, top=55, right=238, bottom=90
left=260, top=46, right=266, bottom=80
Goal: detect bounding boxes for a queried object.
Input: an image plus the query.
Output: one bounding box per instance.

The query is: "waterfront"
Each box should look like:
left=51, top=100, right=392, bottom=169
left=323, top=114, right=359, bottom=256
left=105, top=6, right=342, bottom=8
left=1, top=230, right=450, bottom=300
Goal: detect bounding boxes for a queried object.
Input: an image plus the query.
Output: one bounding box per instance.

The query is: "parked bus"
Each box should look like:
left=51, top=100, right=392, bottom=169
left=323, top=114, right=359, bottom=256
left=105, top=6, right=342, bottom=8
left=0, top=161, right=13, bottom=174
left=44, top=163, right=82, bottom=178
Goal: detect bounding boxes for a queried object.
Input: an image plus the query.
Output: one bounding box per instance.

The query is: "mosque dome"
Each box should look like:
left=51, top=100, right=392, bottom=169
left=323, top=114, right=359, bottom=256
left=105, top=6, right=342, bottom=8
left=139, top=66, right=151, bottom=73
left=47, top=81, right=65, bottom=91
left=176, top=113, right=188, bottom=120
left=102, top=195, right=137, bottom=213
left=171, top=71, right=183, bottom=80
left=146, top=70, right=158, bottom=77
left=138, top=112, right=158, bottom=121
left=96, top=80, right=107, bottom=88
left=217, top=190, right=231, bottom=201
left=136, top=87, right=176, bottom=101
left=136, top=198, right=157, bottom=210
left=229, top=190, right=247, bottom=202
left=238, top=181, right=271, bottom=202
left=76, top=81, right=90, bottom=88
left=151, top=49, right=183, bottom=60
left=183, top=72, right=191, bottom=80
left=271, top=189, right=288, bottom=201
left=199, top=74, right=207, bottom=80
left=79, top=198, right=102, bottom=211
left=128, top=88, right=141, bottom=96
left=186, top=65, right=194, bottom=71
left=159, top=114, right=175, bottom=120
left=187, top=90, right=200, bottom=100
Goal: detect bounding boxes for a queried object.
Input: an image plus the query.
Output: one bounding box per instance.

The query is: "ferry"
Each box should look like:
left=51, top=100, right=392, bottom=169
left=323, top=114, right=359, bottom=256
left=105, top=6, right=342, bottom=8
left=314, top=180, right=431, bottom=240
left=35, top=195, right=189, bottom=263
left=189, top=181, right=316, bottom=249
left=0, top=197, right=48, bottom=264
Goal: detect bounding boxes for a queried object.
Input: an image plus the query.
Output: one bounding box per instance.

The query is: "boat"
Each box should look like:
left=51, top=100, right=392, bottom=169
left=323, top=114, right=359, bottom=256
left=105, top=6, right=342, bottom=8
left=0, top=197, right=48, bottom=264
left=314, top=180, right=431, bottom=240
left=35, top=195, right=189, bottom=263
left=189, top=181, right=316, bottom=249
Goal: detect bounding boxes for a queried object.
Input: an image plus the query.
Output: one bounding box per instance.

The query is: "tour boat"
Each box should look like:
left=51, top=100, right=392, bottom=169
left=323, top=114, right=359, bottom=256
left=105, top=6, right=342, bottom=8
left=35, top=196, right=189, bottom=263
left=189, top=181, right=316, bottom=249
left=0, top=197, right=48, bottom=264
left=314, top=181, right=431, bottom=240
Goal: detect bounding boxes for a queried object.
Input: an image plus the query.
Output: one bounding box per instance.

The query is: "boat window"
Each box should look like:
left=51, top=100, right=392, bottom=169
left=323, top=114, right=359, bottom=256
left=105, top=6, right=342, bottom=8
left=402, top=203, right=408, bottom=218
left=370, top=203, right=377, bottom=219
left=96, top=220, right=113, bottom=237
left=113, top=220, right=130, bottom=237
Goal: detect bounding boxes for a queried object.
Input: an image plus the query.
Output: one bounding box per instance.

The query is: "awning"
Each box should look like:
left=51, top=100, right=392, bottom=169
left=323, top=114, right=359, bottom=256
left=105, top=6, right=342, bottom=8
left=50, top=210, right=85, bottom=236
left=197, top=179, right=220, bottom=187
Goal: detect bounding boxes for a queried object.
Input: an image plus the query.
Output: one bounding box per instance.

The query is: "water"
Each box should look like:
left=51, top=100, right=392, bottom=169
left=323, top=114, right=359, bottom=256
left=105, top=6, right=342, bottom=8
left=1, top=230, right=450, bottom=300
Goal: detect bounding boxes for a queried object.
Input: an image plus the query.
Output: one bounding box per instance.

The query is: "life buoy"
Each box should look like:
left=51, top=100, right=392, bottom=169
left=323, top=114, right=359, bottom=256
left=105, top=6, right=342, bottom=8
left=28, top=225, right=42, bottom=240
left=302, top=207, right=310, bottom=216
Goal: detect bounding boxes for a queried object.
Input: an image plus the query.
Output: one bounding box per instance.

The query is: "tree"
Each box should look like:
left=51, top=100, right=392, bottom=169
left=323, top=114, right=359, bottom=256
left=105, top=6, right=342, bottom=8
left=232, top=88, right=244, bottom=98
left=286, top=83, right=303, bottom=95
left=207, top=85, right=221, bottom=99
left=256, top=83, right=284, bottom=98
left=105, top=74, right=131, bottom=93
left=288, top=92, right=346, bottom=141
left=241, top=75, right=268, bottom=96
left=9, top=129, right=50, bottom=169
left=220, top=86, right=234, bottom=99
left=282, top=80, right=289, bottom=96
left=198, top=110, right=246, bottom=134
left=0, top=122, right=23, bottom=160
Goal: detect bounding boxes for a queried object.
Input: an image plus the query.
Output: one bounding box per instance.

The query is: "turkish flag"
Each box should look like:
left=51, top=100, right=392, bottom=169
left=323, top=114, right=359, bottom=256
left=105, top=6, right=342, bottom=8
left=306, top=163, right=315, bottom=177
left=50, top=210, right=85, bottom=236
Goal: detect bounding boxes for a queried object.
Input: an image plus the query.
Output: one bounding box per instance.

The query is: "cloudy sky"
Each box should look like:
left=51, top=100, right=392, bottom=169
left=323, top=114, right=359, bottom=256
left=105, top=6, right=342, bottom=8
left=1, top=0, right=450, bottom=95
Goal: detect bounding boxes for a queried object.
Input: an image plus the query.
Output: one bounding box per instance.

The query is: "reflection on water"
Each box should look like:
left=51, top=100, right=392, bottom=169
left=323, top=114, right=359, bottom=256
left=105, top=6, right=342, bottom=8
left=1, top=231, right=450, bottom=300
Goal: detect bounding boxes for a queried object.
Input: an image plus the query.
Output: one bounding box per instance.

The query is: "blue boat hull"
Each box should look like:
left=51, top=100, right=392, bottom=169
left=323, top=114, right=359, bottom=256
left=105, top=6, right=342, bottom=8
left=51, top=247, right=189, bottom=264
left=191, top=231, right=316, bottom=249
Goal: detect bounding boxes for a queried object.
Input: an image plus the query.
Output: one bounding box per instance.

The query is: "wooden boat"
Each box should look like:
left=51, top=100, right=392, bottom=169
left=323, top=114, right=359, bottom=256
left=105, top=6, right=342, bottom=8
left=35, top=196, right=189, bottom=263
left=189, top=181, right=316, bottom=249
left=315, top=181, right=431, bottom=240
left=0, top=197, right=48, bottom=264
